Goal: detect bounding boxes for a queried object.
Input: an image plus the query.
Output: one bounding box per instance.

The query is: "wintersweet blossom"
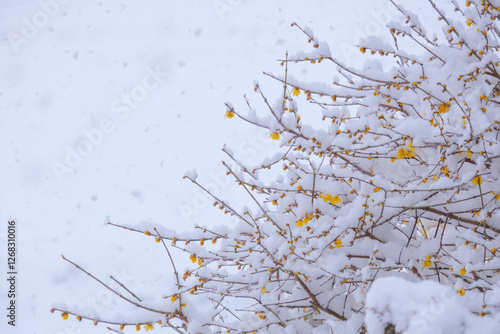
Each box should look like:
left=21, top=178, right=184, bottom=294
left=471, top=175, right=483, bottom=185
left=396, top=142, right=416, bottom=160
left=422, top=256, right=432, bottom=268
left=319, top=193, right=341, bottom=205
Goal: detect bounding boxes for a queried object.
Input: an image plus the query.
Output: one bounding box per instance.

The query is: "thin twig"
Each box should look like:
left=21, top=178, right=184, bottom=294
left=110, top=275, right=142, bottom=302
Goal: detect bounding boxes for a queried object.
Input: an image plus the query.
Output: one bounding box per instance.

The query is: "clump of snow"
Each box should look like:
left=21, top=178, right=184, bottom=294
left=366, top=277, right=499, bottom=334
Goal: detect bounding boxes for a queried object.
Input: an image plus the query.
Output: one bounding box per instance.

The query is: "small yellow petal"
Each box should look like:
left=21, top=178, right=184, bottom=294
left=330, top=195, right=342, bottom=205
left=303, top=213, right=313, bottom=225
left=61, top=312, right=69, bottom=320
left=225, top=111, right=235, bottom=119
left=292, top=87, right=301, bottom=96
left=373, top=187, right=381, bottom=193
left=397, top=147, right=416, bottom=160
left=334, top=239, right=342, bottom=248
left=396, top=148, right=406, bottom=160
left=270, top=132, right=280, bottom=140
left=457, top=288, right=466, bottom=296
left=472, top=175, right=483, bottom=185
left=422, top=256, right=432, bottom=268
left=190, top=254, right=197, bottom=263
left=460, top=268, right=466, bottom=276
left=261, top=287, right=267, bottom=294
left=296, top=219, right=304, bottom=227
left=438, top=103, right=449, bottom=114
left=171, top=295, right=178, bottom=302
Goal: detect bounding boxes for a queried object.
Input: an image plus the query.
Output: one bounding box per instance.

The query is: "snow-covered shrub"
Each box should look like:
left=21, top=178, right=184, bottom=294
left=55, top=1, right=500, bottom=333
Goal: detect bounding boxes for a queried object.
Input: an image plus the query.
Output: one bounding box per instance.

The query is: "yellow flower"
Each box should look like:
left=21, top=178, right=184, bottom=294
left=459, top=268, right=466, bottom=276
left=190, top=254, right=197, bottom=263
left=171, top=295, right=178, bottom=302
left=334, top=239, right=342, bottom=248
left=61, top=312, right=69, bottom=320
left=491, top=248, right=497, bottom=254
left=261, top=287, right=267, bottom=294
left=225, top=111, right=235, bottom=119
left=331, top=95, right=337, bottom=102
left=396, top=142, right=416, bottom=160
left=303, top=213, right=314, bottom=225
left=466, top=150, right=473, bottom=158
left=422, top=256, right=432, bottom=268
left=457, top=288, right=466, bottom=296
left=360, top=47, right=366, bottom=53
left=198, top=258, right=204, bottom=267
left=292, top=87, right=301, bottom=96
left=438, top=103, right=449, bottom=113
left=258, top=313, right=266, bottom=320
left=145, top=323, right=154, bottom=331
left=319, top=193, right=341, bottom=205
left=466, top=18, right=474, bottom=26
left=496, top=194, right=500, bottom=201
left=373, top=187, right=381, bottom=193
left=270, top=132, right=280, bottom=140
left=471, top=175, right=483, bottom=185
left=296, top=219, right=304, bottom=227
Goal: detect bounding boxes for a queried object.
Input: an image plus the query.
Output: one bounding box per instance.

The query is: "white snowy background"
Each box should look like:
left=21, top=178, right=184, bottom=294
left=0, top=1, right=403, bottom=333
